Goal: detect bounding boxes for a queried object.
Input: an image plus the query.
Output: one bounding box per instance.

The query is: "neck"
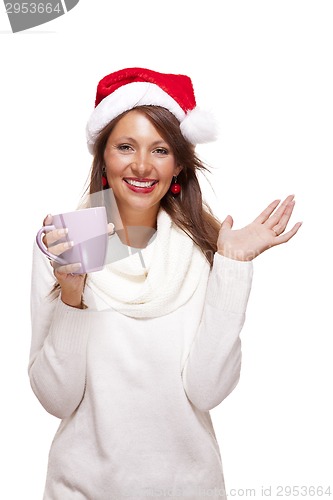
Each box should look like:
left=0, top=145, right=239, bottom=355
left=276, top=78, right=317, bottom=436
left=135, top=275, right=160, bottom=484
left=121, top=208, right=159, bottom=229
left=103, top=189, right=159, bottom=228
left=117, top=205, right=159, bottom=248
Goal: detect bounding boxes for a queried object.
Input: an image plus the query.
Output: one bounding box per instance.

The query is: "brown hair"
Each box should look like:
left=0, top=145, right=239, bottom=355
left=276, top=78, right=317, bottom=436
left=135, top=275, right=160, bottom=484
left=86, top=105, right=220, bottom=266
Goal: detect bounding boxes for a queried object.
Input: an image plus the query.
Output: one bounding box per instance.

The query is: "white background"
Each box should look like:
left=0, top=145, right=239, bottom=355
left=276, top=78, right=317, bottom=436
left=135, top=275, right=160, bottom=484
left=0, top=1, right=332, bottom=499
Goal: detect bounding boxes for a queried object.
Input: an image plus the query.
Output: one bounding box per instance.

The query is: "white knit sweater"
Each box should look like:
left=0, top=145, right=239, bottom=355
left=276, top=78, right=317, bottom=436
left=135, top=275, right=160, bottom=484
left=29, top=212, right=253, bottom=500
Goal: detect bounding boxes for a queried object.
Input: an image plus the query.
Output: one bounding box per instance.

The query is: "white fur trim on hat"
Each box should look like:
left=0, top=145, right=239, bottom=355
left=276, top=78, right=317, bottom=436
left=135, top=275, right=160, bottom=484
left=86, top=82, right=185, bottom=153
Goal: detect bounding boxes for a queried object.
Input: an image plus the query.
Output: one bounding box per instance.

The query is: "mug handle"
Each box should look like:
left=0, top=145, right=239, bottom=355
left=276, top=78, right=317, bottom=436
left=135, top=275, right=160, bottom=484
left=35, top=225, right=67, bottom=265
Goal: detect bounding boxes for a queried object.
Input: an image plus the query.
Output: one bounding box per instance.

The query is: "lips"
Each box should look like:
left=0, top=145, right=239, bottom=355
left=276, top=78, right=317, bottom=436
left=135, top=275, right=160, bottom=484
left=124, top=178, right=157, bottom=188
left=123, top=178, right=158, bottom=193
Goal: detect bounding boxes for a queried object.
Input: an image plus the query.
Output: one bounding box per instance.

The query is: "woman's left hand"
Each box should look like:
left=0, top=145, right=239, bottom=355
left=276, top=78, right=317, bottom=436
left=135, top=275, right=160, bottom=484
left=217, top=194, right=302, bottom=261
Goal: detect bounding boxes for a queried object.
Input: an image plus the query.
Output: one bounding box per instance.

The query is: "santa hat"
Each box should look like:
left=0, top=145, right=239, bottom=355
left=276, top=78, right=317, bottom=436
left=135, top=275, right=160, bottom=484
left=86, top=67, right=217, bottom=153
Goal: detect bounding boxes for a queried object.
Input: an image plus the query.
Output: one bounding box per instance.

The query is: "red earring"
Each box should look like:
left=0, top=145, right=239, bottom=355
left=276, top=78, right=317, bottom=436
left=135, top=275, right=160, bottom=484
left=102, top=168, right=108, bottom=189
left=170, top=176, right=181, bottom=195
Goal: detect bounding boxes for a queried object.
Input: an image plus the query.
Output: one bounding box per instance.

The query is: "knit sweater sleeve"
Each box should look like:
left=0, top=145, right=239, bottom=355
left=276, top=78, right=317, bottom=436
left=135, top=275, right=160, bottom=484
left=28, top=242, right=91, bottom=419
left=182, top=252, right=253, bottom=412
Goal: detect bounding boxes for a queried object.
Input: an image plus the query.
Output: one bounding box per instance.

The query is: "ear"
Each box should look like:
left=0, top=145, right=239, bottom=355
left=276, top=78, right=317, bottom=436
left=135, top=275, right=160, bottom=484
left=174, top=164, right=183, bottom=176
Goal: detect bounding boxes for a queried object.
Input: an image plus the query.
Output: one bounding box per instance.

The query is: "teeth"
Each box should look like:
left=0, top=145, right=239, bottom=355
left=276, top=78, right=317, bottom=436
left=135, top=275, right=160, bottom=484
left=126, top=179, right=156, bottom=188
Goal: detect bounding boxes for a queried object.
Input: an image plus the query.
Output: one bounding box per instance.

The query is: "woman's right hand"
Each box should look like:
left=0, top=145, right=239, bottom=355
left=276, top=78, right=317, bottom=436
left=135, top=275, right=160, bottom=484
left=42, top=214, right=86, bottom=308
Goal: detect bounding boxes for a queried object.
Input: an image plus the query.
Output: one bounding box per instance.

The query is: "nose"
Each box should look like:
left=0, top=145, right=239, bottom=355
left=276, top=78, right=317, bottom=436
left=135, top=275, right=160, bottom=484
left=130, top=150, right=152, bottom=177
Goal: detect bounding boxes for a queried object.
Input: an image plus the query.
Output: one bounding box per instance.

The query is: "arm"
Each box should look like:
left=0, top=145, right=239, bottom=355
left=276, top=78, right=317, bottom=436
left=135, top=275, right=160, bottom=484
left=28, top=242, right=91, bottom=419
left=183, top=194, right=301, bottom=411
left=182, top=254, right=253, bottom=411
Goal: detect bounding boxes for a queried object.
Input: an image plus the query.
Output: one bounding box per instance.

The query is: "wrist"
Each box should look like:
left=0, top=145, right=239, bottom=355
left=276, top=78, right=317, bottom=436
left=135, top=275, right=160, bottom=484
left=61, top=293, right=86, bottom=309
left=217, top=249, right=254, bottom=262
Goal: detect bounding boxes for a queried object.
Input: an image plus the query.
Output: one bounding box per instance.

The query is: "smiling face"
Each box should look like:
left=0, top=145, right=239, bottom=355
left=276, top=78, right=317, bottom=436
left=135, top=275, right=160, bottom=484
left=103, top=109, right=181, bottom=228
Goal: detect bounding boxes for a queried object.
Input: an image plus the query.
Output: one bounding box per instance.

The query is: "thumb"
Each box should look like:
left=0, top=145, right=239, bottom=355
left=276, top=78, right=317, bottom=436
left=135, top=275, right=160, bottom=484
left=221, top=215, right=234, bottom=230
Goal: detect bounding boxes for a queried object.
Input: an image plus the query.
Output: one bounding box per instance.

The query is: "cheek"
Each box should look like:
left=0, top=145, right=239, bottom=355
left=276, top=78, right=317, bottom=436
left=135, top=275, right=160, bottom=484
left=104, top=155, right=127, bottom=176
left=158, top=175, right=172, bottom=191
left=159, top=159, right=178, bottom=179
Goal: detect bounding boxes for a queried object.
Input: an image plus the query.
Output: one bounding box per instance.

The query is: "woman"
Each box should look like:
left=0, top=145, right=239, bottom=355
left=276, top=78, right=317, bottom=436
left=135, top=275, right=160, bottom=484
left=29, top=68, right=301, bottom=499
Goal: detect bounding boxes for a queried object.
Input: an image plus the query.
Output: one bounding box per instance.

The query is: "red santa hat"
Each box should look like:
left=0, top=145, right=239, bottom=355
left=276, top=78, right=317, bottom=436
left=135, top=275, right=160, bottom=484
left=86, top=67, right=217, bottom=153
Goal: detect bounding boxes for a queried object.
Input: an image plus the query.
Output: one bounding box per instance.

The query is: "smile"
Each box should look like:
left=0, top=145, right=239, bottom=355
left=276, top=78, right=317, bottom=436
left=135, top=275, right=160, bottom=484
left=124, top=179, right=158, bottom=188
left=123, top=178, right=158, bottom=194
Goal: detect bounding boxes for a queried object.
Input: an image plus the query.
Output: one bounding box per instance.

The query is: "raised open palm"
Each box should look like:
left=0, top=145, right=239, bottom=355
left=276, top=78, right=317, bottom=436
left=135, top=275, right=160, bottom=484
left=217, top=195, right=302, bottom=261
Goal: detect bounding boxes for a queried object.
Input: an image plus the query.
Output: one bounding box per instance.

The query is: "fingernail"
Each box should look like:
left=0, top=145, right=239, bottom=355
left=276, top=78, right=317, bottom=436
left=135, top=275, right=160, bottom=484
left=64, top=241, right=74, bottom=249
left=58, top=228, right=68, bottom=236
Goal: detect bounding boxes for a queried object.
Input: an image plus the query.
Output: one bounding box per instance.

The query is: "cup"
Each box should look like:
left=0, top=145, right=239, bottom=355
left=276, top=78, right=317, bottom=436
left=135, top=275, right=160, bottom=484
left=36, top=207, right=108, bottom=273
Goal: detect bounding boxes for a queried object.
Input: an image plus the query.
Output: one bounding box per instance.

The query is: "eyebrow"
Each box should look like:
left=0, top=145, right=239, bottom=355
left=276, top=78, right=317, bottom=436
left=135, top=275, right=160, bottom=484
left=115, top=137, right=169, bottom=146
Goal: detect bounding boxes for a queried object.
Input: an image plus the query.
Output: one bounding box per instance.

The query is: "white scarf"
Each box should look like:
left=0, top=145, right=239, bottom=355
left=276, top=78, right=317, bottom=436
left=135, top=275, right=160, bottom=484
left=87, top=209, right=210, bottom=318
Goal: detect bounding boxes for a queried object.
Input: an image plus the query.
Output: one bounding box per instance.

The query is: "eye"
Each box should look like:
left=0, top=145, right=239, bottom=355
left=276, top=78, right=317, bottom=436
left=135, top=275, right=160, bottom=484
left=153, top=147, right=169, bottom=155
left=117, top=144, right=133, bottom=152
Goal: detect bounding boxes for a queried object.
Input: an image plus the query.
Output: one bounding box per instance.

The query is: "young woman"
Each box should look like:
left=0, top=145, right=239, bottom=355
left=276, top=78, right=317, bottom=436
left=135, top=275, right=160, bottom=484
left=29, top=68, right=301, bottom=499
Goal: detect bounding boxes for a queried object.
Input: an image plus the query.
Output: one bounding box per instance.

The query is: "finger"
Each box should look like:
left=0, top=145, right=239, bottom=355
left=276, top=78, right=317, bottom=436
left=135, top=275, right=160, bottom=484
left=41, top=215, right=55, bottom=246
left=108, top=222, right=115, bottom=235
left=265, top=194, right=295, bottom=229
left=253, top=199, right=281, bottom=224
left=273, top=221, right=302, bottom=245
left=44, top=228, right=69, bottom=247
left=43, top=213, right=52, bottom=225
left=220, top=215, right=233, bottom=230
left=271, top=200, right=295, bottom=235
left=46, top=240, right=74, bottom=256
left=54, top=262, right=82, bottom=275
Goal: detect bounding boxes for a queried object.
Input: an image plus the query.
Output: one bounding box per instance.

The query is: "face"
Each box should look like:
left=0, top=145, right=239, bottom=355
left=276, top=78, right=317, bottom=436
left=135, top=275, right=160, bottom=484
left=103, top=110, right=181, bottom=226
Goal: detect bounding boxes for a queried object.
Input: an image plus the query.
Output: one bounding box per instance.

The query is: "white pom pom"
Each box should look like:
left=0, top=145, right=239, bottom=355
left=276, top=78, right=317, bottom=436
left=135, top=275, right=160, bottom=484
left=180, top=107, right=218, bottom=144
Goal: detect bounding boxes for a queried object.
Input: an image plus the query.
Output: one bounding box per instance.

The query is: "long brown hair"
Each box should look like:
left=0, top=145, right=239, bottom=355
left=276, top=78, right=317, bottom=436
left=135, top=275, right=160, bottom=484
left=86, top=105, right=220, bottom=267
